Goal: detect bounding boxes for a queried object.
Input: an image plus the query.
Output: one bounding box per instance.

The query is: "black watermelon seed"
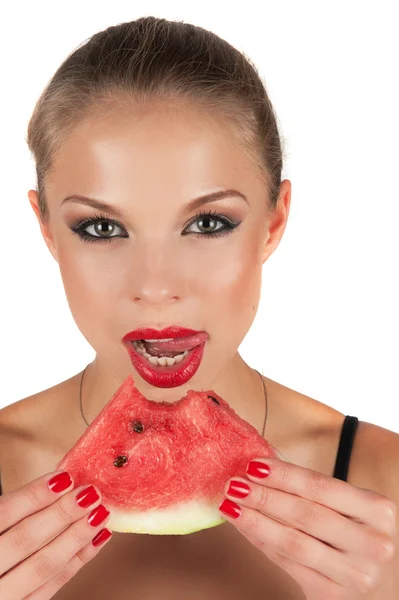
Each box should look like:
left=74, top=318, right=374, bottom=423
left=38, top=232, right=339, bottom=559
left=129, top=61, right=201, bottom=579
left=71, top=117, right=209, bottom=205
left=131, top=421, right=144, bottom=433
left=208, top=395, right=220, bottom=405
left=114, top=455, right=128, bottom=467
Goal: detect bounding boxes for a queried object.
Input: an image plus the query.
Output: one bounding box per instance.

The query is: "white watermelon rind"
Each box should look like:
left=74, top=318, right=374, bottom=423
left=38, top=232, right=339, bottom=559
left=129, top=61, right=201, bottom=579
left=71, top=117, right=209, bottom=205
left=107, top=498, right=226, bottom=535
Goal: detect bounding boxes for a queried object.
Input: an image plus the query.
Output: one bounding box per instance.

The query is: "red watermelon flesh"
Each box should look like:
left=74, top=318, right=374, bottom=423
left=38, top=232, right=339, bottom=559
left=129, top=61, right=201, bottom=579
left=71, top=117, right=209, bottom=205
left=55, top=375, right=285, bottom=535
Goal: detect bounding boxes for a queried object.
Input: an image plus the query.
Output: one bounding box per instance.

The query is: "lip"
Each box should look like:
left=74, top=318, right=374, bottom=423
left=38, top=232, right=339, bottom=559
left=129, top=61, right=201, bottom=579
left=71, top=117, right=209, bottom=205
left=122, top=326, right=209, bottom=388
left=125, top=339, right=207, bottom=388
left=122, top=325, right=209, bottom=350
left=122, top=326, right=206, bottom=343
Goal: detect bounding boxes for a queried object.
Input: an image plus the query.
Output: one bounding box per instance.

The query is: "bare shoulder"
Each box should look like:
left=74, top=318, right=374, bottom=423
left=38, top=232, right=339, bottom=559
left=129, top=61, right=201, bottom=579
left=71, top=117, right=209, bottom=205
left=349, top=417, right=399, bottom=496
left=0, top=370, right=81, bottom=434
left=0, top=381, right=64, bottom=439
left=264, top=375, right=399, bottom=494
left=0, top=391, right=48, bottom=493
left=0, top=373, right=81, bottom=490
left=0, top=391, right=46, bottom=464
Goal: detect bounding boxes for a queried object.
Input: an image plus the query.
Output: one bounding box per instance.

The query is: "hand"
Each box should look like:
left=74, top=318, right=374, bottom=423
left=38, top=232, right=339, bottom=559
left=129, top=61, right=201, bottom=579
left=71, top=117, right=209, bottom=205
left=218, top=457, right=397, bottom=599
left=0, top=471, right=112, bottom=600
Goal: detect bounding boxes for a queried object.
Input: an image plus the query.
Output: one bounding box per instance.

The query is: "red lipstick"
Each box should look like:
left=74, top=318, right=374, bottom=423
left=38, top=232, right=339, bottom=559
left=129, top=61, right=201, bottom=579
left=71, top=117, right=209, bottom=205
left=122, top=326, right=208, bottom=388
left=123, top=326, right=203, bottom=343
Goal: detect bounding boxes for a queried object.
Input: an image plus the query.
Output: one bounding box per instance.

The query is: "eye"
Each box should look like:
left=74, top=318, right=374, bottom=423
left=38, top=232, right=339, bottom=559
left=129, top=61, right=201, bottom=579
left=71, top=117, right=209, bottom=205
left=70, top=212, right=128, bottom=244
left=183, top=210, right=240, bottom=238
left=86, top=221, right=123, bottom=238
left=69, top=209, right=241, bottom=243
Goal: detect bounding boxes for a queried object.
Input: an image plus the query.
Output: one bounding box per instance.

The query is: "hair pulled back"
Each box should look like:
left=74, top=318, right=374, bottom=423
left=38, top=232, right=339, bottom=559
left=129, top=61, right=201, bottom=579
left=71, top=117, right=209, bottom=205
left=26, top=16, right=285, bottom=223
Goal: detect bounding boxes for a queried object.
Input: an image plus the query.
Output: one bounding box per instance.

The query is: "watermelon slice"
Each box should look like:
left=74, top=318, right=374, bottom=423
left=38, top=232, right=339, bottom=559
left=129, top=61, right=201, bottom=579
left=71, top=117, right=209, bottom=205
left=55, top=375, right=286, bottom=535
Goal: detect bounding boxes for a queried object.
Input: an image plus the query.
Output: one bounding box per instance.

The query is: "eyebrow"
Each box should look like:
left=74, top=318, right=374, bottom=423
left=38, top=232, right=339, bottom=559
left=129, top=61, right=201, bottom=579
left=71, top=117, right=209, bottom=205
left=60, top=189, right=248, bottom=218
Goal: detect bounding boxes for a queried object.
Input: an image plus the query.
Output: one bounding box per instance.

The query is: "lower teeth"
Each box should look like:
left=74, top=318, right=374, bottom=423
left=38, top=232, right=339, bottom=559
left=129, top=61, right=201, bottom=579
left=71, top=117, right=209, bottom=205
left=131, top=341, right=189, bottom=367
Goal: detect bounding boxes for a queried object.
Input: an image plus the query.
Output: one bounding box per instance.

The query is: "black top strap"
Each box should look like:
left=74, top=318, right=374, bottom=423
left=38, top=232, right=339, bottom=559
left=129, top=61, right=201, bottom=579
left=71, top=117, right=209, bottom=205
left=333, top=415, right=359, bottom=481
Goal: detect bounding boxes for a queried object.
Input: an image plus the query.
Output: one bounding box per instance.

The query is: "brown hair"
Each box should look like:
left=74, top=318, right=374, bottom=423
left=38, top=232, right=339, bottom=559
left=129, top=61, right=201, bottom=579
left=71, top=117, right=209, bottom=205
left=26, top=16, right=285, bottom=224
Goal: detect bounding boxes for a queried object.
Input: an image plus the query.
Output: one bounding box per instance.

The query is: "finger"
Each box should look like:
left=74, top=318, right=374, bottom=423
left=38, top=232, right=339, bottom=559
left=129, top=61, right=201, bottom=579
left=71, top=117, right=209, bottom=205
left=239, top=526, right=344, bottom=598
left=245, top=457, right=397, bottom=535
left=23, top=530, right=112, bottom=600
left=1, top=503, right=111, bottom=599
left=0, top=471, right=75, bottom=535
left=224, top=477, right=395, bottom=562
left=220, top=499, right=369, bottom=588
left=0, top=483, right=104, bottom=576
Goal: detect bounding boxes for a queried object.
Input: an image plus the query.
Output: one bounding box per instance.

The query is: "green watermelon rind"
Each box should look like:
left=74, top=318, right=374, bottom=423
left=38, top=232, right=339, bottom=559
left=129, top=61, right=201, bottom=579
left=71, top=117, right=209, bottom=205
left=108, top=498, right=226, bottom=535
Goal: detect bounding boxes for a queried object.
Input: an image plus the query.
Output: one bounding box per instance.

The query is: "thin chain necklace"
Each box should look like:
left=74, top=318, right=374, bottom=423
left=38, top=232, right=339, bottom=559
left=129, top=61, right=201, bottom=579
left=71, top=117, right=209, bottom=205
left=79, top=364, right=268, bottom=438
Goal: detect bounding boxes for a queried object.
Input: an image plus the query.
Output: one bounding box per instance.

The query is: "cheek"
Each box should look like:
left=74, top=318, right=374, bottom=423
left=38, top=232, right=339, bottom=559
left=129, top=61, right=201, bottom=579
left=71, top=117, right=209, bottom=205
left=56, top=244, right=121, bottom=345
left=55, top=231, right=262, bottom=351
left=193, top=235, right=262, bottom=343
left=202, top=243, right=261, bottom=310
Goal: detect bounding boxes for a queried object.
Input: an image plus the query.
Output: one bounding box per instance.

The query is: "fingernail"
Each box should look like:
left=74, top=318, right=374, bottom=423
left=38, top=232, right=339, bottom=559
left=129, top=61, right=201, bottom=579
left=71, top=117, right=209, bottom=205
left=92, top=528, right=113, bottom=547
left=88, top=504, right=110, bottom=527
left=76, top=485, right=100, bottom=508
left=219, top=498, right=241, bottom=519
left=227, top=480, right=251, bottom=498
left=246, top=460, right=270, bottom=478
left=48, top=472, right=73, bottom=493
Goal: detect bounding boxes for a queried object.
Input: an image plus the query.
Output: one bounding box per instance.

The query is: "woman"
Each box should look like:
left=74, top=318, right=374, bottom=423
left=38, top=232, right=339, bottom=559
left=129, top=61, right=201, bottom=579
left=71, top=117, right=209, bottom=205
left=0, top=16, right=397, bottom=600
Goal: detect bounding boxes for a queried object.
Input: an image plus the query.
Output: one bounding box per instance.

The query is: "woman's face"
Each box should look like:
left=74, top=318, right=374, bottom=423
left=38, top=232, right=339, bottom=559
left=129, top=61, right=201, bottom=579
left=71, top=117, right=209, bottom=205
left=29, top=103, right=290, bottom=400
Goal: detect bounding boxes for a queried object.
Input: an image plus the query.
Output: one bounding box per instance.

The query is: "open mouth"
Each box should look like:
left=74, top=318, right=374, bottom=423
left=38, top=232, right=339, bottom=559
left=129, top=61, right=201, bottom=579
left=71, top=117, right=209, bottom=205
left=123, top=329, right=209, bottom=387
left=130, top=340, right=190, bottom=367
left=125, top=338, right=207, bottom=388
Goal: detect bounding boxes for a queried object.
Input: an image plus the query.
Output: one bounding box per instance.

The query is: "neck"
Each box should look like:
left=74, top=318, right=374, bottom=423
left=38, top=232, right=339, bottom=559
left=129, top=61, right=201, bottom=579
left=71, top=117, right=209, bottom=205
left=79, top=352, right=266, bottom=436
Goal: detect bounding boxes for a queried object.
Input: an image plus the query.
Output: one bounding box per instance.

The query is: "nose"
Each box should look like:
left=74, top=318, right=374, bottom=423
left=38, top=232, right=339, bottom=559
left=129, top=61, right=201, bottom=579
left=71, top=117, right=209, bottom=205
left=128, top=240, right=186, bottom=306
left=134, top=287, right=179, bottom=306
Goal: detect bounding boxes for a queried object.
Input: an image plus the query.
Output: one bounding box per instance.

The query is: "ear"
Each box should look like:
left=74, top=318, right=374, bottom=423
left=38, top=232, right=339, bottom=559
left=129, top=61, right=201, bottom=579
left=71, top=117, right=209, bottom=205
left=28, top=190, right=59, bottom=262
left=262, top=179, right=291, bottom=264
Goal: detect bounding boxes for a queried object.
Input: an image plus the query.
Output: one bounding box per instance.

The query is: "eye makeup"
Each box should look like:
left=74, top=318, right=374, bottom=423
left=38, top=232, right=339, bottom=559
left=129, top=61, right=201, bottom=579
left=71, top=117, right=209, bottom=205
left=69, top=209, right=242, bottom=244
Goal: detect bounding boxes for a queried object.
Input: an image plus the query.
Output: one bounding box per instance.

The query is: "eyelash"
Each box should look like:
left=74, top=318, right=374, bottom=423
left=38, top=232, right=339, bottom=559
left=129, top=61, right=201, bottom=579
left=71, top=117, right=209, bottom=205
left=70, top=209, right=241, bottom=244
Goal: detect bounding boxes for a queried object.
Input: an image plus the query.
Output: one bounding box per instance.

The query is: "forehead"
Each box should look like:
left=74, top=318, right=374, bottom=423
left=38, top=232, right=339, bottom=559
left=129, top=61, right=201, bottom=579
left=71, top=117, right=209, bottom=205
left=46, top=103, right=265, bottom=202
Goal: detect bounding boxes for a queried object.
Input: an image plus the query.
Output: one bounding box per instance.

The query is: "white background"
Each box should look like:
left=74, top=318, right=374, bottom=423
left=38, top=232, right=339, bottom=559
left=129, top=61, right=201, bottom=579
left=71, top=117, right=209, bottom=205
left=1, top=1, right=398, bottom=432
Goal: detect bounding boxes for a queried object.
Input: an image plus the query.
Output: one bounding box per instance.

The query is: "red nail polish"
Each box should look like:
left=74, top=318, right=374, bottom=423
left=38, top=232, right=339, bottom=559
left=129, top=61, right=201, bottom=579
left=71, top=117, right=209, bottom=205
left=227, top=480, right=251, bottom=498
left=76, top=485, right=100, bottom=508
left=219, top=498, right=241, bottom=519
left=48, top=472, right=73, bottom=493
left=92, top=528, right=113, bottom=547
left=88, top=504, right=110, bottom=527
left=246, top=460, right=270, bottom=478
